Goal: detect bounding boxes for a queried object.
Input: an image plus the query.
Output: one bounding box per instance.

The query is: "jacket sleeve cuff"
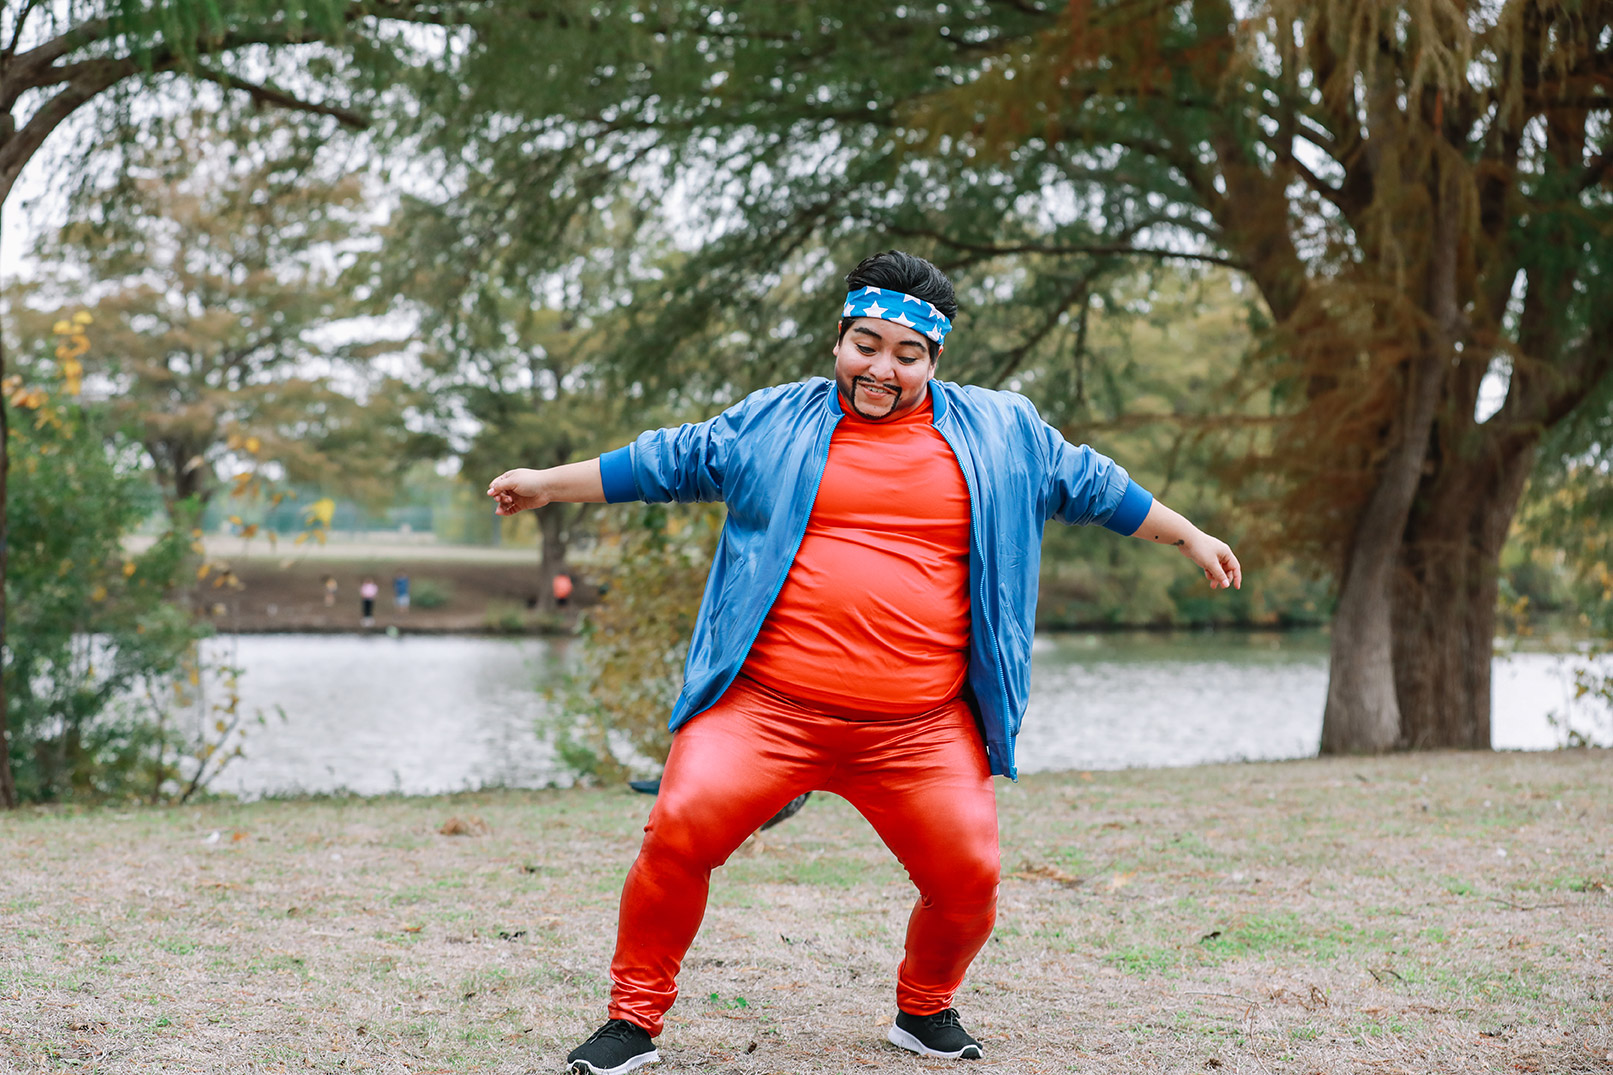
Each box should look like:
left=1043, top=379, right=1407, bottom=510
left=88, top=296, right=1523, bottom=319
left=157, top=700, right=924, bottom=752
left=1101, top=478, right=1153, bottom=536
left=599, top=445, right=638, bottom=504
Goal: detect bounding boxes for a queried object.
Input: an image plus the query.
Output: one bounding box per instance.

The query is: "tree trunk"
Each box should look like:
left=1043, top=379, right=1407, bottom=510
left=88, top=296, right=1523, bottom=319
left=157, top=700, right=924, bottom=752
left=1391, top=437, right=1536, bottom=749
left=535, top=503, right=570, bottom=613
left=1320, top=161, right=1463, bottom=755
left=1319, top=347, right=1453, bottom=753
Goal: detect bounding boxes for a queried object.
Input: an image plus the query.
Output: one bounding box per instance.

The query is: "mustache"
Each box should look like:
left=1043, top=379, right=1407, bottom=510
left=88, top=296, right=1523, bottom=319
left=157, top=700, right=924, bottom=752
left=854, top=376, right=899, bottom=394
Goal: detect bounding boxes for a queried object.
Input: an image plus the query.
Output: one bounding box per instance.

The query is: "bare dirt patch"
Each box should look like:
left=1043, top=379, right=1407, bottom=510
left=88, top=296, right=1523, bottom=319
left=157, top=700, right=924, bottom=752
left=2, top=751, right=1610, bottom=1073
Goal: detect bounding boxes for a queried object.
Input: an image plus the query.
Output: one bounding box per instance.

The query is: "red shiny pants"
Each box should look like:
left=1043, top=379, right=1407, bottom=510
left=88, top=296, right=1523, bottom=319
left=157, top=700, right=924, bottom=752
left=607, top=675, right=1000, bottom=1036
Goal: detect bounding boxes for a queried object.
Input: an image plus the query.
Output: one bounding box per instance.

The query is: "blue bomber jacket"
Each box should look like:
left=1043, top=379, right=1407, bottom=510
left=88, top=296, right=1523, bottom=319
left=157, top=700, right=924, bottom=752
left=597, top=376, right=1153, bottom=779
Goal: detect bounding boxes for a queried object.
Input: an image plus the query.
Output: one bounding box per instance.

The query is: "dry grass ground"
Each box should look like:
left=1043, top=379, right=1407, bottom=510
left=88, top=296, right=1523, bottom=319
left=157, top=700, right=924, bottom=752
left=2, top=751, right=1609, bottom=1075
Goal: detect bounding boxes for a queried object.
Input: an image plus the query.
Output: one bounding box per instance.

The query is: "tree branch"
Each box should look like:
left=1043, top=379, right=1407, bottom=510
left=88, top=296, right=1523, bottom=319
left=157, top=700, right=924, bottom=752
left=982, top=272, right=1095, bottom=388
left=0, top=59, right=133, bottom=203
left=1580, top=148, right=1613, bottom=192
left=886, top=224, right=1247, bottom=270
left=3, top=0, right=43, bottom=62
left=189, top=65, right=368, bottom=129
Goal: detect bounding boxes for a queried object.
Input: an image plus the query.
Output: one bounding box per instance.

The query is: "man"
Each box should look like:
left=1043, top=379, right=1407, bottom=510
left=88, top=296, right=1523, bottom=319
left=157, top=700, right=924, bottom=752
left=488, top=251, right=1240, bottom=1075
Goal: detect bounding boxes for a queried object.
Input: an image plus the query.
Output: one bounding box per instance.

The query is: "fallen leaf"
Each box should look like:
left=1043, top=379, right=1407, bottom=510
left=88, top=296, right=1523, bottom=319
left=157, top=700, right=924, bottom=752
left=440, top=816, right=490, bottom=837
left=1011, top=861, right=1082, bottom=887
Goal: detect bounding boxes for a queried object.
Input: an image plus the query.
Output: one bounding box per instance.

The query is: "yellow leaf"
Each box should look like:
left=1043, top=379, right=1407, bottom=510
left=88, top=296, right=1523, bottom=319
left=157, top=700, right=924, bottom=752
left=244, top=436, right=261, bottom=454
left=52, top=319, right=73, bottom=335
left=228, top=515, right=244, bottom=527
left=90, top=585, right=107, bottom=602
left=72, top=310, right=92, bottom=326
left=215, top=720, right=227, bottom=733
left=241, top=524, right=259, bottom=539
left=294, top=532, right=310, bottom=545
left=304, top=498, right=336, bottom=527
left=122, top=561, right=136, bottom=577
left=226, top=433, right=242, bottom=451
left=197, top=563, right=212, bottom=580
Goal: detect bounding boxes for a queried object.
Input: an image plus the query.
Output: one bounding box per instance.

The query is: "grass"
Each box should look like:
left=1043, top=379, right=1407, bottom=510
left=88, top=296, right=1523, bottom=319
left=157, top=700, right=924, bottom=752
left=1, top=751, right=1610, bottom=1073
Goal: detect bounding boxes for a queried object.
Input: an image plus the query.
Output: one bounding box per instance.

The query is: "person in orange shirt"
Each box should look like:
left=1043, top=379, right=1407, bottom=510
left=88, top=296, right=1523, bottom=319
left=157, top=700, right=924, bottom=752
left=489, top=251, right=1240, bottom=1075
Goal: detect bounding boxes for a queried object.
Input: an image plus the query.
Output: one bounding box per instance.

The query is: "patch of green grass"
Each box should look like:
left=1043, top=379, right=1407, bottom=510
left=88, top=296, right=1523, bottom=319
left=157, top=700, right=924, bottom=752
left=1441, top=876, right=1475, bottom=896
left=1104, top=944, right=1179, bottom=978
left=1198, top=912, right=1351, bottom=962
left=775, top=856, right=886, bottom=889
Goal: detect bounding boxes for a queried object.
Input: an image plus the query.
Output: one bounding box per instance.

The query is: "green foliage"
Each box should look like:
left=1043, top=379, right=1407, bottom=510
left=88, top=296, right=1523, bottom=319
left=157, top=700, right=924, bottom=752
left=3, top=368, right=206, bottom=802
left=411, top=579, right=451, bottom=610
left=545, top=505, right=722, bottom=783
left=481, top=600, right=528, bottom=634
left=20, top=109, right=438, bottom=519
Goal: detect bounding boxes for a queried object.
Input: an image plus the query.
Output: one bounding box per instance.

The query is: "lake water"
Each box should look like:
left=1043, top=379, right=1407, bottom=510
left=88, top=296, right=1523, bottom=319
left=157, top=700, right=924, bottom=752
left=200, top=632, right=1612, bottom=800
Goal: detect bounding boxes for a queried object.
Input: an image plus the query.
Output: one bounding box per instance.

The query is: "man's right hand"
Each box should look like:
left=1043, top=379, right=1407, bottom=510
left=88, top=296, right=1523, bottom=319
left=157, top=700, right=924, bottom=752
left=487, top=468, right=552, bottom=515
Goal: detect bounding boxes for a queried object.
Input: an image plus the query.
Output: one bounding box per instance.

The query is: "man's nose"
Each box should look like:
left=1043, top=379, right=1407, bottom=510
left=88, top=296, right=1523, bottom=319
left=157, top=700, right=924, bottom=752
left=868, top=351, right=897, bottom=378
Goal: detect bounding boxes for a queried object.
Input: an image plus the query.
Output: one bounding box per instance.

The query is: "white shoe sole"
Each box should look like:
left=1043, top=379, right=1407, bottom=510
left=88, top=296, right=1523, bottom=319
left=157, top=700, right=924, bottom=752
left=888, top=1025, right=983, bottom=1059
left=567, top=1048, right=659, bottom=1075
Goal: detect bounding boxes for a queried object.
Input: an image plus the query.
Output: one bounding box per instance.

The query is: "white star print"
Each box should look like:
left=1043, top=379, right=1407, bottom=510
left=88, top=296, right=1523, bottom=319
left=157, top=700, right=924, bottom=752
left=859, top=286, right=884, bottom=296
left=891, top=312, right=916, bottom=328
left=863, top=301, right=888, bottom=318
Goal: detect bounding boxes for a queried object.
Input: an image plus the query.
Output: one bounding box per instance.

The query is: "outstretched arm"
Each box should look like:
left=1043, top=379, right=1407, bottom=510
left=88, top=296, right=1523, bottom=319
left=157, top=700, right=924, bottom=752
left=1132, top=499, right=1242, bottom=590
left=486, top=460, right=605, bottom=516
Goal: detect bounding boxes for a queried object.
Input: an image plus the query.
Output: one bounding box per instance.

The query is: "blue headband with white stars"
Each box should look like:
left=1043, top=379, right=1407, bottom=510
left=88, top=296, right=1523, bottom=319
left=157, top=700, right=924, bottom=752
left=841, top=286, right=953, bottom=349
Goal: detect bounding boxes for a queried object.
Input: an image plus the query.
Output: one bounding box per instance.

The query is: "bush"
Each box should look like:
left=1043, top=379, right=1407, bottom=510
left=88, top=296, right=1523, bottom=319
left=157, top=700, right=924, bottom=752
left=544, top=504, right=721, bottom=782
left=482, top=599, right=527, bottom=633
left=4, top=374, right=208, bottom=803
left=411, top=577, right=451, bottom=609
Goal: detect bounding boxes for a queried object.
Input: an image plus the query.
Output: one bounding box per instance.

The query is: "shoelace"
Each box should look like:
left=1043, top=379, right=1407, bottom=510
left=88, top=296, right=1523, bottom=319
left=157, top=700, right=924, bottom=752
left=923, top=1008, right=963, bottom=1029
left=587, top=1020, right=642, bottom=1043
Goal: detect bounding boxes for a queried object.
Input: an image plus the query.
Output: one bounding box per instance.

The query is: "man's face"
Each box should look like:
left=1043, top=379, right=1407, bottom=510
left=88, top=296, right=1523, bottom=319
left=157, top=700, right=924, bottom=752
left=832, top=317, right=937, bottom=421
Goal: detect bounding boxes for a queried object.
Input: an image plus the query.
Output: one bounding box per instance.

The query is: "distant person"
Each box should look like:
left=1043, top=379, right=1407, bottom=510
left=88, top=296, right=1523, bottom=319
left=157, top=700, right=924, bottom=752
left=359, top=577, right=378, bottom=627
left=393, top=571, right=411, bottom=612
left=323, top=575, right=338, bottom=608
left=489, top=250, right=1240, bottom=1074
left=552, top=571, right=573, bottom=608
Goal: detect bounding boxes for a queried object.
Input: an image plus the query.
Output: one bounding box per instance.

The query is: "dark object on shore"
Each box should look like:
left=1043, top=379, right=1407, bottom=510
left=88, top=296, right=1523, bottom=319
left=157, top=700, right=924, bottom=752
left=628, top=778, right=810, bottom=831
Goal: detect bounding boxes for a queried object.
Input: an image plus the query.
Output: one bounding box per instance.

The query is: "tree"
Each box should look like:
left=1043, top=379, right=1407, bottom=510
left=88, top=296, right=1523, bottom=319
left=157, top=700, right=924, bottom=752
left=384, top=184, right=657, bottom=608
left=416, top=1, right=1613, bottom=752
left=21, top=110, right=435, bottom=523
left=3, top=320, right=204, bottom=804
left=0, top=0, right=485, bottom=803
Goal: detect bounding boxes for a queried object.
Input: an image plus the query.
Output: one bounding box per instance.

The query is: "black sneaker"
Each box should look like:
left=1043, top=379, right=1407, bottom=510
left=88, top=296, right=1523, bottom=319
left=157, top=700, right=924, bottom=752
left=888, top=1007, right=984, bottom=1059
left=565, top=1018, right=659, bottom=1074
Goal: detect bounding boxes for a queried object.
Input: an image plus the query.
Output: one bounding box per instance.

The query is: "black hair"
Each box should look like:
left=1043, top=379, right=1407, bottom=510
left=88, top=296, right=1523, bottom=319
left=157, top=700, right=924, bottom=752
left=838, top=250, right=959, bottom=361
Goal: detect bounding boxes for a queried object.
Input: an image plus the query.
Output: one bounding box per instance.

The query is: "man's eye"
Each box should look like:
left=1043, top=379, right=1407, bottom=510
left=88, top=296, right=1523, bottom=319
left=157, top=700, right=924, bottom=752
left=857, top=346, right=875, bottom=355
left=898, top=356, right=920, bottom=364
